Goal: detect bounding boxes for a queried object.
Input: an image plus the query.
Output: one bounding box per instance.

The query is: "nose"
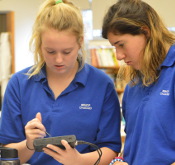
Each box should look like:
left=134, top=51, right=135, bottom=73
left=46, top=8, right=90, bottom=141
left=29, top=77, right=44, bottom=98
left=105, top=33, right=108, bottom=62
left=115, top=50, right=125, bottom=61
left=55, top=53, right=63, bottom=63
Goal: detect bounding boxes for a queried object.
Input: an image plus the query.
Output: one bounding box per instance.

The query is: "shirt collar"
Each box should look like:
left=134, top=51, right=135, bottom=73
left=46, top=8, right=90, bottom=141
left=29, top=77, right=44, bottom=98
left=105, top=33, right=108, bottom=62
left=33, top=66, right=47, bottom=82
left=73, top=64, right=89, bottom=87
left=161, top=44, right=175, bottom=68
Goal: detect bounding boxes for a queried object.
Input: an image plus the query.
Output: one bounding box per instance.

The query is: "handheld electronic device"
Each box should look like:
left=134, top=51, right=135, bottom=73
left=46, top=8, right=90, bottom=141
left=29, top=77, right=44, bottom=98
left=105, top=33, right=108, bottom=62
left=33, top=135, right=76, bottom=152
left=33, top=134, right=102, bottom=165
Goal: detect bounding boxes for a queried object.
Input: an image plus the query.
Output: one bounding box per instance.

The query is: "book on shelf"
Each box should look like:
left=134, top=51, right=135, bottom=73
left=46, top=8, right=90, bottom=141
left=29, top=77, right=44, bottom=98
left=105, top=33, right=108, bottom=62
left=90, top=47, right=126, bottom=95
left=90, top=47, right=119, bottom=68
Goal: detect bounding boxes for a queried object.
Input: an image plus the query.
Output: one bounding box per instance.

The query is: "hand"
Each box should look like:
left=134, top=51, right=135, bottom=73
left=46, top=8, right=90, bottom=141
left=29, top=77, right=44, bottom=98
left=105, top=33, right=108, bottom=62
left=25, top=112, right=46, bottom=149
left=43, top=140, right=82, bottom=165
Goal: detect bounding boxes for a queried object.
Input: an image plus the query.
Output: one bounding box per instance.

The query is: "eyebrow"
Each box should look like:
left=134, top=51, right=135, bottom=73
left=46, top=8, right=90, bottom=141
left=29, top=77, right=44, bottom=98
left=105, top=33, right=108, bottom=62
left=45, top=47, right=73, bottom=51
left=113, top=41, right=121, bottom=46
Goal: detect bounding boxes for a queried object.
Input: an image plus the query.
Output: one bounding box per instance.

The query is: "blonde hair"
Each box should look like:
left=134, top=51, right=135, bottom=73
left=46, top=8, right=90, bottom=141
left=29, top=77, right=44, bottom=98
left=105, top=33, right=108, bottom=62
left=28, top=0, right=85, bottom=77
left=102, top=0, right=175, bottom=86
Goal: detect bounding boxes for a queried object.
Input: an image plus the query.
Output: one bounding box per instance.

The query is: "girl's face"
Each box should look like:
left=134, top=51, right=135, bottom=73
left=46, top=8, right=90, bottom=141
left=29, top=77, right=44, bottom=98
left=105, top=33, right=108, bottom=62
left=107, top=32, right=147, bottom=70
left=41, top=28, right=81, bottom=76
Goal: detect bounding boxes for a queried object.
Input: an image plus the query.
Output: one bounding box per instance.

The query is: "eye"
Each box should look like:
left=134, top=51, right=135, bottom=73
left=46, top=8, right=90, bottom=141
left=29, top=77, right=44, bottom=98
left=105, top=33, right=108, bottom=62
left=47, top=51, right=55, bottom=54
left=62, top=49, right=73, bottom=55
left=45, top=48, right=56, bottom=54
left=119, top=43, right=124, bottom=47
left=63, top=51, right=71, bottom=55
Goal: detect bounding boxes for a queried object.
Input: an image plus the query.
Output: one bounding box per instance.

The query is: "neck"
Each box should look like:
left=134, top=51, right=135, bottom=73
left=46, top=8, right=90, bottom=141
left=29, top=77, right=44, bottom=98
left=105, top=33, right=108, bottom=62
left=46, top=61, right=79, bottom=98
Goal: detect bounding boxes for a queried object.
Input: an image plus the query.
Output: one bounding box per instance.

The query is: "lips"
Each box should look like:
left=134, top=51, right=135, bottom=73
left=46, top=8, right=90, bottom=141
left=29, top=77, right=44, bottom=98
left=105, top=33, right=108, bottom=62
left=55, top=65, right=64, bottom=68
left=125, top=61, right=132, bottom=65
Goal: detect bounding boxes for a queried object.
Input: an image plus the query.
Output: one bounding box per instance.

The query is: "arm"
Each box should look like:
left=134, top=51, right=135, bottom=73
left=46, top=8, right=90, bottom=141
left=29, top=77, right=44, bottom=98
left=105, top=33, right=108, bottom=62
left=109, top=150, right=128, bottom=165
left=43, top=140, right=118, bottom=165
left=3, top=112, right=46, bottom=164
left=3, top=140, right=35, bottom=164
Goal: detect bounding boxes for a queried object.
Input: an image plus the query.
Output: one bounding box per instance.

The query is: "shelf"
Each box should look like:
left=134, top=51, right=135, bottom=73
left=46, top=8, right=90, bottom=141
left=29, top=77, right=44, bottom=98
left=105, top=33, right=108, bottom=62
left=116, top=89, right=124, bottom=94
left=96, top=66, right=119, bottom=70
left=96, top=66, right=119, bottom=74
left=90, top=47, right=125, bottom=96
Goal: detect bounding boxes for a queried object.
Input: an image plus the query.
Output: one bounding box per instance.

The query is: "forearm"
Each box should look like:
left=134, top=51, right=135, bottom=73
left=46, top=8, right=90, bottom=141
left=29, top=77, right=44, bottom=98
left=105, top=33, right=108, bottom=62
left=3, top=140, right=35, bottom=164
left=80, top=147, right=118, bottom=165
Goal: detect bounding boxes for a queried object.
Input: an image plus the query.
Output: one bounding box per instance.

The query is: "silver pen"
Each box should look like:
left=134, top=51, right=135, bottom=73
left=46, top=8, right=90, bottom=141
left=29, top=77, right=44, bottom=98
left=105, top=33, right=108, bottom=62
left=45, top=131, right=52, bottom=137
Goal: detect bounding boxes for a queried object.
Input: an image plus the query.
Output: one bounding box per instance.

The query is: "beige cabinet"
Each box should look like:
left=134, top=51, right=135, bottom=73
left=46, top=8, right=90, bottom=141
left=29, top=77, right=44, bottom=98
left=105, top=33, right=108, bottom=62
left=0, top=11, right=15, bottom=73
left=0, top=11, right=15, bottom=106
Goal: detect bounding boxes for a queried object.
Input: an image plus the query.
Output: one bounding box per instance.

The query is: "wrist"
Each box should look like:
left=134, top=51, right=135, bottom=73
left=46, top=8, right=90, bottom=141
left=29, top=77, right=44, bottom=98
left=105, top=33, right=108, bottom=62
left=26, top=141, right=35, bottom=150
left=109, top=157, right=124, bottom=165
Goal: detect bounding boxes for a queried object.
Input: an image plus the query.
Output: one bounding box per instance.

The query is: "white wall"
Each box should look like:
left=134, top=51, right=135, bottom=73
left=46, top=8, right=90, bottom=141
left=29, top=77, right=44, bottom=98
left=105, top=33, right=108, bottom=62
left=144, top=0, right=175, bottom=27
left=0, top=0, right=175, bottom=72
left=0, top=0, right=44, bottom=72
left=92, top=0, right=175, bottom=29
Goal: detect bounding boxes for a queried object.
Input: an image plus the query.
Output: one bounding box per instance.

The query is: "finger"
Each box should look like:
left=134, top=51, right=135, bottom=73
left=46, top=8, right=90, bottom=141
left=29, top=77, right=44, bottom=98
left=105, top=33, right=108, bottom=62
left=26, top=120, right=45, bottom=130
left=26, top=127, right=46, bottom=136
left=27, top=115, right=42, bottom=125
left=43, top=147, right=62, bottom=163
left=25, top=120, right=46, bottom=136
left=36, top=112, right=42, bottom=122
left=47, top=144, right=66, bottom=153
left=61, top=140, right=71, bottom=150
left=35, top=113, right=46, bottom=133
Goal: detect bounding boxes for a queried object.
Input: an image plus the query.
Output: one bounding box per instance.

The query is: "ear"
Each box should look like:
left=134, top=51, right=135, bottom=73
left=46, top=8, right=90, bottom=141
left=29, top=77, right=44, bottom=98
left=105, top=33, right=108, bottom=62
left=141, top=26, right=150, bottom=38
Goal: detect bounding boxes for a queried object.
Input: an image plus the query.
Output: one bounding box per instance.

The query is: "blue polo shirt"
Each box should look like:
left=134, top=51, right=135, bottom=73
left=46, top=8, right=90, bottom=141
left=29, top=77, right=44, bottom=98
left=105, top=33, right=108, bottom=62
left=122, top=44, right=175, bottom=165
left=0, top=63, right=121, bottom=165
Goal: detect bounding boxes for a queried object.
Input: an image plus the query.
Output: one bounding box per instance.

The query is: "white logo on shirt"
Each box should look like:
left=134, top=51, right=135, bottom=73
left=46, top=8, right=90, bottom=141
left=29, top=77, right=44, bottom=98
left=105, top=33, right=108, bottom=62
left=160, top=90, right=170, bottom=96
left=79, top=104, right=92, bottom=110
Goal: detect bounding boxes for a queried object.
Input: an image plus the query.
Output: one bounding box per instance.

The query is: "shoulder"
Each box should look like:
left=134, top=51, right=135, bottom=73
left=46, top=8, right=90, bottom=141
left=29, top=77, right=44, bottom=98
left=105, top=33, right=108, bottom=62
left=161, top=44, right=175, bottom=67
left=11, top=66, right=32, bottom=78
left=8, top=66, right=33, bottom=86
left=84, top=63, right=114, bottom=83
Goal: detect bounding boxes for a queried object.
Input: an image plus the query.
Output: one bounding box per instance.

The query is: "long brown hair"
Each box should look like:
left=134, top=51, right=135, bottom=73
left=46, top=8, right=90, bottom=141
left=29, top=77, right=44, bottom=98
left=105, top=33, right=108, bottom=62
left=102, top=0, right=175, bottom=86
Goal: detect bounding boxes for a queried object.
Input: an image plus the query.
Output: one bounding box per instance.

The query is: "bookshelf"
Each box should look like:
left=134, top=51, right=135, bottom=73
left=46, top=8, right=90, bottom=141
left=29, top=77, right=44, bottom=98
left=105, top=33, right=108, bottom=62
left=88, top=41, right=126, bottom=143
left=89, top=47, right=125, bottom=95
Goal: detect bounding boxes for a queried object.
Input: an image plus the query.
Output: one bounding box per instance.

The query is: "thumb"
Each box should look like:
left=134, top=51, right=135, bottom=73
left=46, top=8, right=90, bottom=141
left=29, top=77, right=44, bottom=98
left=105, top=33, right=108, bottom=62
left=36, top=112, right=42, bottom=123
